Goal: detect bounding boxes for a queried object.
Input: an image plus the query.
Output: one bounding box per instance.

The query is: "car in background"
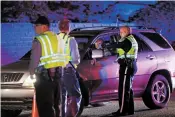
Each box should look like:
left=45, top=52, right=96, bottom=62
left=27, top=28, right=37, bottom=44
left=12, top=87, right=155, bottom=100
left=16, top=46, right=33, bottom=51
left=1, top=26, right=175, bottom=117
left=171, top=41, right=175, bottom=50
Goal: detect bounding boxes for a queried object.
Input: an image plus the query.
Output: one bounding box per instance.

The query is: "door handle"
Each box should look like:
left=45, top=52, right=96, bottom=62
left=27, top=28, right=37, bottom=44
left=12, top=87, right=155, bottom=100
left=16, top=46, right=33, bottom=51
left=146, top=55, right=155, bottom=60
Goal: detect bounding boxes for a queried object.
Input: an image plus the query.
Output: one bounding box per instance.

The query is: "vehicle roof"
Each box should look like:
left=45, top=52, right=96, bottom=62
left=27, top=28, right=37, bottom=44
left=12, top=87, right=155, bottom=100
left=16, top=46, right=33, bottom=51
left=70, top=30, right=103, bottom=36
left=70, top=26, right=157, bottom=36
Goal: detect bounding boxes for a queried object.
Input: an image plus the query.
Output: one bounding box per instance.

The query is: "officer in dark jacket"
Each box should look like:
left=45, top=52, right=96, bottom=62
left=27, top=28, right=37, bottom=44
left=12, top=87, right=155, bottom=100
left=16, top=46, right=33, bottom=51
left=107, top=26, right=138, bottom=116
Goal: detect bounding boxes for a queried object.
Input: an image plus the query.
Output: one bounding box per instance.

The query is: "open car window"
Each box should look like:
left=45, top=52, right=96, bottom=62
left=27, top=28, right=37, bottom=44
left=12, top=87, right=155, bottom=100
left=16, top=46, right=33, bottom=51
left=74, top=37, right=90, bottom=52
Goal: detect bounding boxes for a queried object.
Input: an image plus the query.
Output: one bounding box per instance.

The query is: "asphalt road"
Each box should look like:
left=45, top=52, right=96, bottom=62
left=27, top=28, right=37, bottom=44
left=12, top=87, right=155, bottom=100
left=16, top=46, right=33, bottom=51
left=19, top=92, right=175, bottom=117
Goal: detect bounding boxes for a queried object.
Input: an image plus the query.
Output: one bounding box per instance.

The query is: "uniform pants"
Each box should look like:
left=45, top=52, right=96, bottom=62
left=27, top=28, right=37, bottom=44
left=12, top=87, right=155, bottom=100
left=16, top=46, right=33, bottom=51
left=61, top=67, right=82, bottom=117
left=118, top=60, right=137, bottom=114
left=34, top=69, right=61, bottom=117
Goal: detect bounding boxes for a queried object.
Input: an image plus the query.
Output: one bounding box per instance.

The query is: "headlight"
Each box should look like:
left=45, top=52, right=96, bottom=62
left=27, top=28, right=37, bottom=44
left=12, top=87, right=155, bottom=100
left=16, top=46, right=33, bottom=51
left=22, top=74, right=36, bottom=87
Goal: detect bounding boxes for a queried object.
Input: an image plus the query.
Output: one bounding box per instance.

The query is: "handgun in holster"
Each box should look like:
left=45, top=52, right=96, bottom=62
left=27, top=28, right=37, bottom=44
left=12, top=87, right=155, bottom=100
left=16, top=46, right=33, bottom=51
left=35, top=66, right=55, bottom=81
left=124, top=53, right=133, bottom=68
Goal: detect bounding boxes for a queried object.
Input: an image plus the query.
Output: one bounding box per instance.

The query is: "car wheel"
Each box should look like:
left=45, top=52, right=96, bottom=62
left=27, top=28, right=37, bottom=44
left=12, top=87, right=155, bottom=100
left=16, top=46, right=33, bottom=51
left=77, top=98, right=85, bottom=117
left=1, top=109, right=22, bottom=117
left=142, top=74, right=170, bottom=109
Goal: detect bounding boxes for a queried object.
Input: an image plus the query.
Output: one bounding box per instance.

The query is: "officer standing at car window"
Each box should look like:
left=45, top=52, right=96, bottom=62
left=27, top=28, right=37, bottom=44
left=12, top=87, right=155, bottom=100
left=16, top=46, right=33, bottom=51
left=90, top=39, right=111, bottom=65
left=58, top=19, right=82, bottom=117
left=29, top=16, right=66, bottom=117
left=107, top=26, right=138, bottom=116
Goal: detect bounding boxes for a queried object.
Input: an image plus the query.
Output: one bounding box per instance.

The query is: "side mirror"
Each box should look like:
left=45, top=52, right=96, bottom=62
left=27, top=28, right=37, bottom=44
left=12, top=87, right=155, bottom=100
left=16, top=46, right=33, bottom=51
left=92, top=49, right=103, bottom=58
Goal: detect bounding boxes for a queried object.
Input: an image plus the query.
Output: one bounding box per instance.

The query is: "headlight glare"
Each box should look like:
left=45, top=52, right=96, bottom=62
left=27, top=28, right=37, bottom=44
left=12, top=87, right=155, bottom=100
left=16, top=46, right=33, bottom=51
left=22, top=74, right=36, bottom=87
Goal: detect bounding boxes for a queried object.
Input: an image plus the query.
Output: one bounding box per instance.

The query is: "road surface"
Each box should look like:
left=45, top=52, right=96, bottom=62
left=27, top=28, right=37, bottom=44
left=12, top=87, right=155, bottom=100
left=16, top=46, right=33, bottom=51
left=19, top=91, right=175, bottom=117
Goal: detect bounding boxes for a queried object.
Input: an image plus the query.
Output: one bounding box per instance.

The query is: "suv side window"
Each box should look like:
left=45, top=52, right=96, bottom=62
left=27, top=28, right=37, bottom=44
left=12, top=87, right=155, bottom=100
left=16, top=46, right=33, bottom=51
left=94, top=34, right=119, bottom=56
left=133, top=34, right=152, bottom=52
left=141, top=32, right=171, bottom=49
left=94, top=35, right=112, bottom=57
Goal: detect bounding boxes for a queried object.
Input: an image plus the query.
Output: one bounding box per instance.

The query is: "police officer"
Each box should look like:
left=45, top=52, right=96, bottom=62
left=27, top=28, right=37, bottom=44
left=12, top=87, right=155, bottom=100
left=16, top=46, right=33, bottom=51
left=58, top=19, right=82, bottom=117
left=29, top=16, right=66, bottom=117
left=107, top=26, right=138, bottom=116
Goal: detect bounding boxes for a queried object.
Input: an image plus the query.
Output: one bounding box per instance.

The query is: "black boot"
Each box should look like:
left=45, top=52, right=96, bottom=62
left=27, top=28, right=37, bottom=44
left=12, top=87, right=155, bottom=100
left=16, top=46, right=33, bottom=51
left=112, top=109, right=121, bottom=116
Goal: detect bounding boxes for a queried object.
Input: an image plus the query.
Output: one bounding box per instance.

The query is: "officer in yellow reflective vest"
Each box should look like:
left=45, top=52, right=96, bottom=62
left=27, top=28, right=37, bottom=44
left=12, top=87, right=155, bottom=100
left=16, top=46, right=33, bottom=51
left=29, top=16, right=65, bottom=117
left=107, top=26, right=138, bottom=116
left=58, top=19, right=82, bottom=117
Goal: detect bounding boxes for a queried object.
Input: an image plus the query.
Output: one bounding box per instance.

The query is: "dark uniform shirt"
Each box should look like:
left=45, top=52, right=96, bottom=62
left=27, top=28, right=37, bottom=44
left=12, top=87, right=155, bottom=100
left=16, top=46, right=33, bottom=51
left=109, top=35, right=132, bottom=53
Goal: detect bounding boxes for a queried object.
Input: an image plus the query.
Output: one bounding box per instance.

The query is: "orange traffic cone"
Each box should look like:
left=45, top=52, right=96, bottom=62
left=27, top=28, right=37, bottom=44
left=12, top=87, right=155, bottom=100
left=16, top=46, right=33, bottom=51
left=32, top=92, right=39, bottom=117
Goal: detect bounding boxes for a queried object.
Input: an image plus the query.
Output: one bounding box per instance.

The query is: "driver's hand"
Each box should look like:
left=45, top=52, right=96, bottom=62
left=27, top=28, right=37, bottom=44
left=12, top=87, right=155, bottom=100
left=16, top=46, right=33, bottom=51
left=101, top=43, right=106, bottom=48
left=91, top=58, right=96, bottom=65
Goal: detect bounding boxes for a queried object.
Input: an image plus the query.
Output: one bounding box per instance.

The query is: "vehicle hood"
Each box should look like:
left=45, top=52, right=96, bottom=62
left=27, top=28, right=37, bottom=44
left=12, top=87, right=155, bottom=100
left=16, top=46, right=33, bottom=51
left=1, top=60, right=29, bottom=73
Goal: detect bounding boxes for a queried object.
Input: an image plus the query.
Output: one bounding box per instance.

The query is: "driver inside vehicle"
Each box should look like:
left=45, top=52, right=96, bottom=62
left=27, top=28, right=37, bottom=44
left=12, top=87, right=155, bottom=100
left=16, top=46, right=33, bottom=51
left=94, top=39, right=111, bottom=56
left=90, top=39, right=111, bottom=65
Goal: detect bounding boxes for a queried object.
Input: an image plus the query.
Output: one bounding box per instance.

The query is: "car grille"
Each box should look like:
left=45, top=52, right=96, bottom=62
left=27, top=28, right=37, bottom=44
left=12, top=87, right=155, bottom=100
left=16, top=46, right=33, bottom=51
left=1, top=73, right=24, bottom=82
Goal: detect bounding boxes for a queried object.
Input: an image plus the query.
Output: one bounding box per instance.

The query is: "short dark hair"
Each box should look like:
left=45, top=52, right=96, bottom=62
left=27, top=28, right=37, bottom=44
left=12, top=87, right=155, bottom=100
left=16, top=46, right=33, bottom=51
left=34, top=16, right=50, bottom=26
left=59, top=19, right=70, bottom=31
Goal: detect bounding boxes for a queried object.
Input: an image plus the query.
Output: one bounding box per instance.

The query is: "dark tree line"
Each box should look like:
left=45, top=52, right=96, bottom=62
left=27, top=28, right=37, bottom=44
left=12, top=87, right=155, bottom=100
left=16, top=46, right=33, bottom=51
left=1, top=1, right=175, bottom=41
left=127, top=1, right=175, bottom=40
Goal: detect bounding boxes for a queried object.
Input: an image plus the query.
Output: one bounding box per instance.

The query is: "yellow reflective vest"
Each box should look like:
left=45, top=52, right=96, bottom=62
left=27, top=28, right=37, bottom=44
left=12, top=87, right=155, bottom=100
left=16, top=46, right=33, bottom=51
left=57, top=32, right=72, bottom=61
left=36, top=31, right=70, bottom=68
left=117, top=35, right=138, bottom=59
left=58, top=33, right=77, bottom=68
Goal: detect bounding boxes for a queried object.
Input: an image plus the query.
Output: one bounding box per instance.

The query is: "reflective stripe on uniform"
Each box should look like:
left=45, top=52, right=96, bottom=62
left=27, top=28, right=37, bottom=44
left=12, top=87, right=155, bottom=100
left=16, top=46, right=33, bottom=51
left=45, top=35, right=54, bottom=55
left=118, top=54, right=136, bottom=59
left=117, top=35, right=138, bottom=60
left=56, top=34, right=65, bottom=54
left=58, top=33, right=72, bottom=60
left=36, top=32, right=70, bottom=68
left=38, top=36, right=48, bottom=56
left=120, top=67, right=128, bottom=113
left=40, top=53, right=68, bottom=60
left=38, top=59, right=67, bottom=67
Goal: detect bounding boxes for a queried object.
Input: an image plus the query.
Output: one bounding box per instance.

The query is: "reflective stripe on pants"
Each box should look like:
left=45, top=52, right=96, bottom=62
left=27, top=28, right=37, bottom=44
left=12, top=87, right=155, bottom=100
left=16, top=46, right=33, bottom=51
left=118, top=60, right=137, bottom=114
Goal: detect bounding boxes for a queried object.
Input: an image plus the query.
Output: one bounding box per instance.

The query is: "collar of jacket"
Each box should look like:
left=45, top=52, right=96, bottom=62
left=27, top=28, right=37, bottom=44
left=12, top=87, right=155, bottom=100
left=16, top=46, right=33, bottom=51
left=58, top=32, right=70, bottom=39
left=119, top=34, right=132, bottom=42
left=43, top=31, right=55, bottom=36
left=59, top=32, right=67, bottom=36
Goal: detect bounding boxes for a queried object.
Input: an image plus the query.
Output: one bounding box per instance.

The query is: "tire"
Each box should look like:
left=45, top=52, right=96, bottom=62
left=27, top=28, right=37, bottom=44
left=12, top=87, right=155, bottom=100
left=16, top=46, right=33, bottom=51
left=77, top=98, right=84, bottom=117
left=142, top=74, right=170, bottom=109
left=76, top=78, right=89, bottom=117
left=1, top=109, right=22, bottom=117
left=79, top=78, right=89, bottom=106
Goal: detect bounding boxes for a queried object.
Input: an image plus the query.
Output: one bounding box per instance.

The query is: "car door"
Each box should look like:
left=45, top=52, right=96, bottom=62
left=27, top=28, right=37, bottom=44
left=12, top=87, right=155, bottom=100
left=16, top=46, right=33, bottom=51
left=89, top=34, right=120, bottom=100
left=75, top=36, right=91, bottom=81
left=132, top=34, right=158, bottom=95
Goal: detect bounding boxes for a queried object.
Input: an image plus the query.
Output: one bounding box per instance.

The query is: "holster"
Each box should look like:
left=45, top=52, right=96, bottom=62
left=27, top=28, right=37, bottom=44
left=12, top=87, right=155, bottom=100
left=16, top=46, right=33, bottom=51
left=125, top=58, right=134, bottom=67
left=118, top=58, right=135, bottom=68
left=35, top=66, right=61, bottom=81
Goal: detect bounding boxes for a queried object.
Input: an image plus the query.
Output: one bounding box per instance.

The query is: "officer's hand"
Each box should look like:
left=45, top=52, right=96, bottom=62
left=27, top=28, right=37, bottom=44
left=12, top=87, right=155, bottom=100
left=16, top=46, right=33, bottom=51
left=91, top=58, right=96, bottom=65
left=101, top=43, right=106, bottom=48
